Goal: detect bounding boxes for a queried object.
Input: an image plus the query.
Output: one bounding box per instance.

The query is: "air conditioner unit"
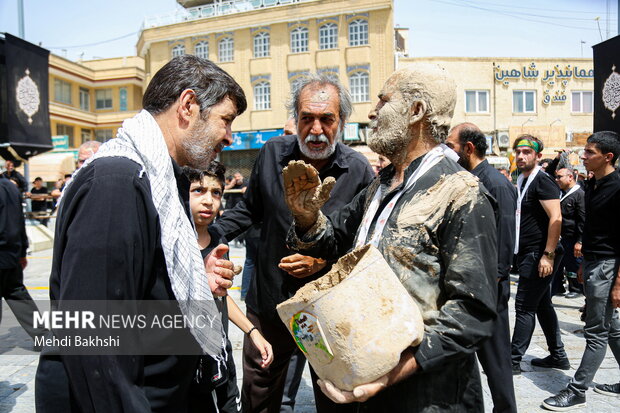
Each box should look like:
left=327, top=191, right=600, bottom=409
left=498, top=134, right=510, bottom=149
left=566, top=132, right=573, bottom=142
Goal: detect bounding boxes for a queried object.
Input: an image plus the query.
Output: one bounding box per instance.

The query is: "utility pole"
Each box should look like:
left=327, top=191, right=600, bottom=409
left=18, top=0, right=25, bottom=38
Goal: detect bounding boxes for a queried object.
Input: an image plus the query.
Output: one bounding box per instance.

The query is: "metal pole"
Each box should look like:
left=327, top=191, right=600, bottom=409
left=17, top=0, right=25, bottom=38
left=618, top=0, right=620, bottom=35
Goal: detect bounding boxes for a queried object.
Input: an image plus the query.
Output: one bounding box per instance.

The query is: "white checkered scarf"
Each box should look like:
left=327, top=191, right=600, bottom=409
left=64, top=109, right=224, bottom=355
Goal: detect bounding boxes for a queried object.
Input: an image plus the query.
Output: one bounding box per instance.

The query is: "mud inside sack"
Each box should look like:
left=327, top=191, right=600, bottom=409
left=276, top=244, right=424, bottom=391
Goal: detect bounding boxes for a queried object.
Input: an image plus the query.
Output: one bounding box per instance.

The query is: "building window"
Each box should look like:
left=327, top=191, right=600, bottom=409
left=465, top=90, right=489, bottom=113
left=218, top=37, right=234, bottom=62
left=79, top=87, right=90, bottom=111
left=96, top=89, right=113, bottom=110
left=195, top=41, right=209, bottom=59
left=290, top=26, right=309, bottom=53
left=119, top=87, right=128, bottom=111
left=56, top=124, right=75, bottom=147
left=172, top=44, right=185, bottom=58
left=95, top=129, right=114, bottom=143
left=254, top=81, right=271, bottom=110
left=349, top=72, right=369, bottom=102
left=54, top=79, right=72, bottom=105
left=319, top=23, right=338, bottom=50
left=571, top=91, right=593, bottom=113
left=81, top=129, right=92, bottom=142
left=513, top=90, right=536, bottom=113
left=253, top=32, right=270, bottom=58
left=349, top=19, right=368, bottom=46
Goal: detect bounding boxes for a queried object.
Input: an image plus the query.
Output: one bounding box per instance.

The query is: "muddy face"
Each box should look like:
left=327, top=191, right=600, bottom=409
left=367, top=79, right=413, bottom=161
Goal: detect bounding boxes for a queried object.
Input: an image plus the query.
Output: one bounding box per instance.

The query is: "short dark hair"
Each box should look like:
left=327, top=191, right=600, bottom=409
left=143, top=55, right=247, bottom=117
left=587, top=131, right=620, bottom=165
left=512, top=134, right=544, bottom=153
left=540, top=158, right=553, bottom=166
left=33, top=177, right=43, bottom=182
left=183, top=161, right=226, bottom=190
left=455, top=125, right=487, bottom=158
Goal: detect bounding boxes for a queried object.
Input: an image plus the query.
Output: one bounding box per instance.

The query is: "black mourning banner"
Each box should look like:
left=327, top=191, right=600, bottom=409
left=593, top=35, right=620, bottom=134
left=0, top=33, right=52, bottom=161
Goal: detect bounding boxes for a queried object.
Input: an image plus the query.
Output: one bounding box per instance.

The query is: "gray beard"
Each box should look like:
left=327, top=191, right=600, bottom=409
left=297, top=132, right=338, bottom=160
left=183, top=122, right=218, bottom=170
left=367, top=128, right=410, bottom=160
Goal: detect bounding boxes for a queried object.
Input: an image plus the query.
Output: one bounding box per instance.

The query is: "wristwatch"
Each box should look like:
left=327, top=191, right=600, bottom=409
left=543, top=250, right=556, bottom=259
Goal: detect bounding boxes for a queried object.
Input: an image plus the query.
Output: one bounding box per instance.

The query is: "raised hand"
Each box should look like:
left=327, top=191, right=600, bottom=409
left=282, top=160, right=335, bottom=231
left=204, top=244, right=235, bottom=297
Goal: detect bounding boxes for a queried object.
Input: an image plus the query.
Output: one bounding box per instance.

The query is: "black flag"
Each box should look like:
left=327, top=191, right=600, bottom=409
left=593, top=35, right=620, bottom=134
left=0, top=33, right=52, bottom=161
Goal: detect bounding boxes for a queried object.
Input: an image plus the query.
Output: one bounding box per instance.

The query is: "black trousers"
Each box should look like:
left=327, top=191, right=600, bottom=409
left=0, top=265, right=45, bottom=339
left=511, top=250, right=567, bottom=365
left=477, top=277, right=517, bottom=413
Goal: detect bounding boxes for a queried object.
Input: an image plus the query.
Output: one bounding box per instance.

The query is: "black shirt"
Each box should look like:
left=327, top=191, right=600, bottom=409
left=2, top=170, right=27, bottom=193
left=472, top=160, right=517, bottom=279
left=30, top=186, right=49, bottom=212
left=582, top=171, right=620, bottom=256
left=214, top=135, right=375, bottom=319
left=518, top=171, right=560, bottom=253
left=40, top=156, right=201, bottom=413
left=0, top=178, right=28, bottom=269
left=560, top=185, right=585, bottom=242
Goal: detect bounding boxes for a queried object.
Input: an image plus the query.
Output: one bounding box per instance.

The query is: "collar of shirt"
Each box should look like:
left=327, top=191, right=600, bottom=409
left=471, top=159, right=490, bottom=176
left=592, top=169, right=620, bottom=189
left=377, top=153, right=426, bottom=194
left=278, top=134, right=350, bottom=172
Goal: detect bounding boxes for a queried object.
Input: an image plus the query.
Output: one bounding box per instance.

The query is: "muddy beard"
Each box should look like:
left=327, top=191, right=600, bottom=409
left=298, top=131, right=338, bottom=160
left=182, top=119, right=218, bottom=170
left=367, top=120, right=412, bottom=161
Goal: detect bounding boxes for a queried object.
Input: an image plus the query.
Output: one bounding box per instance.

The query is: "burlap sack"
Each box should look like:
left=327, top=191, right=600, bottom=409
left=277, top=244, right=424, bottom=391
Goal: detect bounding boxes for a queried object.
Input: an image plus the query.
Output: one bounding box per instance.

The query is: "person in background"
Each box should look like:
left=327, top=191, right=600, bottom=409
left=185, top=163, right=273, bottom=413
left=446, top=122, right=517, bottom=413
left=76, top=140, right=102, bottom=169
left=2, top=159, right=27, bottom=193
left=27, top=177, right=50, bottom=226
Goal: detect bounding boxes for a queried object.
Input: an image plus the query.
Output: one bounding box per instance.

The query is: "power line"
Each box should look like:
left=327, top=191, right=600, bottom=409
left=47, top=31, right=138, bottom=49
left=448, top=0, right=610, bottom=15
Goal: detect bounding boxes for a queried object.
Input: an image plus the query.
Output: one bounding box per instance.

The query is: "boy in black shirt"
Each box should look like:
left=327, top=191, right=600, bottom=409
left=28, top=177, right=50, bottom=226
left=543, top=131, right=620, bottom=411
left=510, top=135, right=568, bottom=375
left=185, top=163, right=273, bottom=413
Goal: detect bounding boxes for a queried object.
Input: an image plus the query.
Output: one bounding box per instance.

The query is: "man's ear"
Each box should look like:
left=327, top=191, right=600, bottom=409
left=465, top=141, right=476, bottom=156
left=604, top=152, right=615, bottom=164
left=178, top=89, right=197, bottom=122
left=408, top=100, right=427, bottom=126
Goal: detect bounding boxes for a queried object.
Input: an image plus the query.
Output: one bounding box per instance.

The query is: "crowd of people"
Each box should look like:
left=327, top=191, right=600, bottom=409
left=0, top=55, right=619, bottom=413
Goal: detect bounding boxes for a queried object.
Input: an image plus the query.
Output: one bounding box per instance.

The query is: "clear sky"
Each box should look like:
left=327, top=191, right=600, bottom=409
left=0, top=0, right=617, bottom=61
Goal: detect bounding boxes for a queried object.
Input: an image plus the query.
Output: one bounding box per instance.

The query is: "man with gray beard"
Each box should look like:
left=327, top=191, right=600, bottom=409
left=213, top=74, right=374, bottom=412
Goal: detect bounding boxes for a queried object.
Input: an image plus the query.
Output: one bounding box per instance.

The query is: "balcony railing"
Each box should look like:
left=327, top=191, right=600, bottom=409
left=142, top=0, right=316, bottom=30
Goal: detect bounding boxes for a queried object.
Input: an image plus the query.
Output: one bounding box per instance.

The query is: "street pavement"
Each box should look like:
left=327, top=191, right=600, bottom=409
left=1, top=243, right=620, bottom=412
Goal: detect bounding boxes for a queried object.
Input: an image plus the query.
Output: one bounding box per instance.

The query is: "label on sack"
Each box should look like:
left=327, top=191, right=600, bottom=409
left=290, top=311, right=334, bottom=360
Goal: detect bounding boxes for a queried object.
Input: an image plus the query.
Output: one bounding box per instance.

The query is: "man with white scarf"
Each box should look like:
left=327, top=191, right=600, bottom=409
left=35, top=55, right=246, bottom=412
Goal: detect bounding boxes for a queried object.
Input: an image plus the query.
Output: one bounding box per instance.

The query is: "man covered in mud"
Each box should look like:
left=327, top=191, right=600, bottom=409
left=282, top=64, right=498, bottom=412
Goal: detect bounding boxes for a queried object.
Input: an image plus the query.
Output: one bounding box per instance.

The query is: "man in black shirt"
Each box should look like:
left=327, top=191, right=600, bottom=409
left=0, top=178, right=45, bottom=344
left=28, top=177, right=50, bottom=226
left=551, top=168, right=585, bottom=297
left=213, top=74, right=374, bottom=412
left=446, top=122, right=517, bottom=413
left=543, top=131, right=620, bottom=411
left=510, top=135, right=568, bottom=375
left=2, top=159, right=27, bottom=193
left=35, top=55, right=244, bottom=413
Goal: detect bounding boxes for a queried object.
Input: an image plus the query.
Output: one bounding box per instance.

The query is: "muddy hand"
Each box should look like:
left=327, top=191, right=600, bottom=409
left=283, top=160, right=335, bottom=230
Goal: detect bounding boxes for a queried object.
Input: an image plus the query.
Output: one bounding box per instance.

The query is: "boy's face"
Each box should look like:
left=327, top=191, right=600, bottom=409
left=190, top=176, right=223, bottom=227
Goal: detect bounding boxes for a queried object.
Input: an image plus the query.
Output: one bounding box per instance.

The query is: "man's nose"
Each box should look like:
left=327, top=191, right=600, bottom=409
left=310, top=119, right=323, bottom=135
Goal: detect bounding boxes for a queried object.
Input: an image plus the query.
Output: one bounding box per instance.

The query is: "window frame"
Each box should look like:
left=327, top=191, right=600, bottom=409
left=253, top=81, right=271, bottom=110
left=348, top=19, right=369, bottom=46
left=54, top=78, right=72, bottom=105
left=56, top=123, right=75, bottom=147
left=194, top=41, right=209, bottom=59
left=253, top=31, right=270, bottom=58
left=172, top=44, right=186, bottom=58
left=349, top=71, right=370, bottom=103
left=95, top=129, right=114, bottom=143
left=290, top=26, right=309, bottom=53
left=218, top=37, right=234, bottom=62
left=464, top=90, right=490, bottom=114
left=319, top=22, right=338, bottom=50
left=79, top=87, right=90, bottom=111
left=571, top=90, right=593, bottom=113
left=512, top=90, right=537, bottom=114
left=95, top=88, right=113, bottom=110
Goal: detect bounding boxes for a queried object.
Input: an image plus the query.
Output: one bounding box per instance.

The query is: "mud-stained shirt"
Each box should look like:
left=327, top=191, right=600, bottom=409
left=287, top=154, right=498, bottom=374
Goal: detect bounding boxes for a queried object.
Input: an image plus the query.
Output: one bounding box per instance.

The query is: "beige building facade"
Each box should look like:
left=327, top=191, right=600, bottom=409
left=399, top=57, right=594, bottom=153
left=49, top=55, right=145, bottom=149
